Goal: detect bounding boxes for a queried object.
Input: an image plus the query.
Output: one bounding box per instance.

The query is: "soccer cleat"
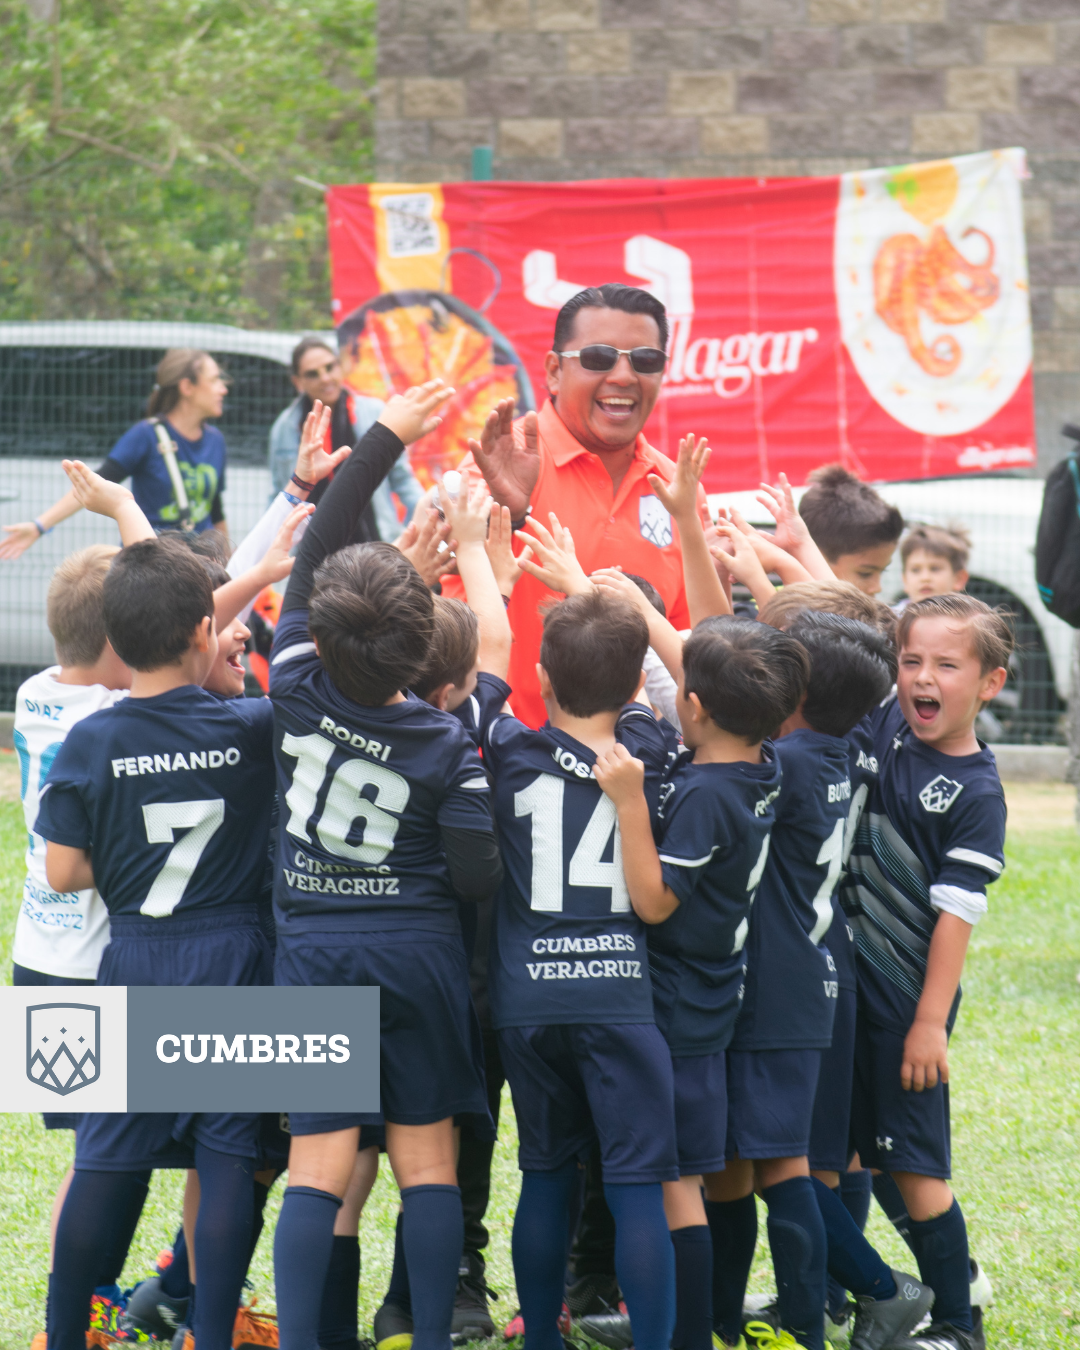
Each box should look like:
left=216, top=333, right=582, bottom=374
left=119, top=1277, right=190, bottom=1342
left=574, top=1308, right=632, bottom=1350
left=849, top=1271, right=934, bottom=1350
left=744, top=1323, right=810, bottom=1350
left=743, top=1297, right=780, bottom=1335
left=566, top=1273, right=622, bottom=1319
left=233, top=1304, right=278, bottom=1350
left=502, top=1305, right=572, bottom=1342
left=373, top=1300, right=414, bottom=1350
left=88, top=1333, right=118, bottom=1350
left=31, top=1334, right=46, bottom=1350
left=450, top=1252, right=495, bottom=1343
left=902, top=1324, right=979, bottom=1350
left=714, top=1335, right=748, bottom=1350
left=90, top=1285, right=127, bottom=1338
left=968, top=1261, right=993, bottom=1312
left=966, top=1308, right=986, bottom=1350
left=172, top=1328, right=194, bottom=1350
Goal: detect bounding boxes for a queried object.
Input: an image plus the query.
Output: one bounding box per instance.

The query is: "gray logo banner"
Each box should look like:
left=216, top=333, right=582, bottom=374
left=127, top=986, right=380, bottom=1112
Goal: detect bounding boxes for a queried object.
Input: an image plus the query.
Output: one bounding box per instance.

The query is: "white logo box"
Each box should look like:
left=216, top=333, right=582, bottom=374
left=0, top=987, right=128, bottom=1112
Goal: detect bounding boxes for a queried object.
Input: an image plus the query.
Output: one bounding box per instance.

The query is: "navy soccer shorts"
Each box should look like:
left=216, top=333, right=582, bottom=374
left=276, top=928, right=489, bottom=1135
left=672, top=1050, right=728, bottom=1176
left=808, top=986, right=857, bottom=1173
left=849, top=1013, right=951, bottom=1179
left=726, top=1047, right=822, bottom=1161
left=498, top=1021, right=679, bottom=1185
left=75, top=906, right=270, bottom=1171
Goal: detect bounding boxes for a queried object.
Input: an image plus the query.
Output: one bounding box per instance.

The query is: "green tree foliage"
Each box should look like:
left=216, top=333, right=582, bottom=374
left=0, top=0, right=375, bottom=328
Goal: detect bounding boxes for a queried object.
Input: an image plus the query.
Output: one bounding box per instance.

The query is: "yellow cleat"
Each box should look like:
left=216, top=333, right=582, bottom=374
left=744, top=1323, right=809, bottom=1350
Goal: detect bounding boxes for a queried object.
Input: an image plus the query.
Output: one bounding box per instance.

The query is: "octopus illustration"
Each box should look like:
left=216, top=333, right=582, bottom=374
left=873, top=224, right=1000, bottom=377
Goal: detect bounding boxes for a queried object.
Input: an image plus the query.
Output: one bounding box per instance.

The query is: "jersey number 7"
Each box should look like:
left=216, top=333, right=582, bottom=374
left=140, top=799, right=226, bottom=917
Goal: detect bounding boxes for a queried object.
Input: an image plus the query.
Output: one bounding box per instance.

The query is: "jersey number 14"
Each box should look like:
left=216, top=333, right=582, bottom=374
left=515, top=773, right=629, bottom=913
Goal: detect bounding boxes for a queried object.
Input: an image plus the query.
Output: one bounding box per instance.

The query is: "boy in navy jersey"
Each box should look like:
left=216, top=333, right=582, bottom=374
left=482, top=587, right=678, bottom=1350
left=267, top=381, right=505, bottom=1350
left=702, top=611, right=899, bottom=1350
left=595, top=616, right=809, bottom=1350
left=36, top=537, right=277, bottom=1350
left=843, top=594, right=1012, bottom=1350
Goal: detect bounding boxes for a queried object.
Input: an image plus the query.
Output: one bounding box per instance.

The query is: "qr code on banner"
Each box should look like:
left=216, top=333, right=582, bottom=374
left=382, top=193, right=440, bottom=258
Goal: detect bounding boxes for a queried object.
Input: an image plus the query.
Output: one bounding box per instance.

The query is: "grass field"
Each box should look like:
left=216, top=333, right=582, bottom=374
left=1, top=750, right=1078, bottom=1350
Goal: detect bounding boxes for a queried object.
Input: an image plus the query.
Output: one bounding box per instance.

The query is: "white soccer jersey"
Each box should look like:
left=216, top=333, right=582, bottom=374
left=12, top=668, right=125, bottom=979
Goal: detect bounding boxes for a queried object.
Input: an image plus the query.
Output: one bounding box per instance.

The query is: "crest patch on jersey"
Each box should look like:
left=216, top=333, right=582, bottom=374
left=639, top=495, right=672, bottom=549
left=918, top=774, right=964, bottom=814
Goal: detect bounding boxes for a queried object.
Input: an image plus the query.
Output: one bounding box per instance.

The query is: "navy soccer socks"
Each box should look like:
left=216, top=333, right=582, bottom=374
left=905, top=1201, right=974, bottom=1332
left=760, top=1177, right=827, bottom=1350
left=96, top=1169, right=151, bottom=1285
left=670, top=1224, right=713, bottom=1350
left=275, top=1186, right=342, bottom=1350
left=318, top=1235, right=361, bottom=1350
left=825, top=1169, right=874, bottom=1316
left=871, top=1172, right=912, bottom=1243
left=704, top=1193, right=757, bottom=1346
left=603, top=1182, right=676, bottom=1350
left=400, top=1184, right=464, bottom=1350
left=811, top=1178, right=896, bottom=1302
left=513, top=1163, right=579, bottom=1350
left=384, top=1210, right=413, bottom=1313
left=160, top=1225, right=192, bottom=1299
left=192, top=1143, right=255, bottom=1350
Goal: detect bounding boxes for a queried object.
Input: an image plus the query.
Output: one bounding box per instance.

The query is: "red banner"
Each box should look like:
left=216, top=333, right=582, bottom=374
left=326, top=150, right=1034, bottom=493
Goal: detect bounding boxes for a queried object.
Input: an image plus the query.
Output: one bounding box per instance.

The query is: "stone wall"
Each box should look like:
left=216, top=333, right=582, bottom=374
left=375, top=0, right=1080, bottom=467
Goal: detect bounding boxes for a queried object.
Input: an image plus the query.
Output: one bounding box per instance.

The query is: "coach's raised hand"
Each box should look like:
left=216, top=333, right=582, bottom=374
left=378, top=378, right=455, bottom=445
left=469, top=398, right=540, bottom=521
left=291, top=399, right=340, bottom=495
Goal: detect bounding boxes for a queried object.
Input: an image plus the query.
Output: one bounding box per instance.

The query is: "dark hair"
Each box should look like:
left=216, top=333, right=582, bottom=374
left=896, top=592, right=1014, bottom=676
left=540, top=590, right=649, bottom=717
left=412, top=597, right=480, bottom=700
left=622, top=573, right=667, bottom=618
left=683, top=616, right=809, bottom=744
left=195, top=557, right=230, bottom=589
left=308, top=543, right=433, bottom=705
left=147, top=348, right=214, bottom=418
left=553, top=284, right=669, bottom=356
left=184, top=529, right=233, bottom=566
left=103, top=537, right=214, bottom=671
left=291, top=335, right=337, bottom=377
left=785, top=610, right=897, bottom=738
left=798, top=465, right=904, bottom=561
left=900, top=522, right=971, bottom=572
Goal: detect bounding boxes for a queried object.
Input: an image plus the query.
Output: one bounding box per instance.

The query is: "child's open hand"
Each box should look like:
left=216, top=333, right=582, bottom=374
left=711, top=522, right=769, bottom=586
left=395, top=506, right=452, bottom=587
left=515, top=512, right=591, bottom=596
left=379, top=379, right=456, bottom=445
left=756, top=473, right=810, bottom=553
left=261, top=502, right=316, bottom=582
left=62, top=460, right=135, bottom=519
left=486, top=504, right=523, bottom=597
left=293, top=400, right=343, bottom=491
left=591, top=566, right=653, bottom=619
left=901, top=1020, right=949, bottom=1092
left=593, top=742, right=646, bottom=807
left=439, top=477, right=492, bottom=549
left=647, top=434, right=710, bottom=520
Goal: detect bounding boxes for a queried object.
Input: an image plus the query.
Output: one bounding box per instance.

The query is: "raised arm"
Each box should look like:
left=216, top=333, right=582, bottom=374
left=283, top=380, right=453, bottom=614
left=439, top=480, right=511, bottom=680
left=711, top=522, right=777, bottom=611
left=0, top=489, right=85, bottom=560
left=213, top=503, right=314, bottom=629
left=592, top=566, right=686, bottom=687
left=756, top=474, right=834, bottom=582
left=648, top=435, right=732, bottom=626
left=60, top=460, right=155, bottom=546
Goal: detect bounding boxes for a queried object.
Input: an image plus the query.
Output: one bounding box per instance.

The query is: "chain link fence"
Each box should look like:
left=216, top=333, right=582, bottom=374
left=0, top=321, right=1073, bottom=742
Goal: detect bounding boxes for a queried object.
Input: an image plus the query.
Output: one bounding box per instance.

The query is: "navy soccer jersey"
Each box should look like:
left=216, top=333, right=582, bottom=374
left=452, top=671, right=511, bottom=749
left=731, top=729, right=852, bottom=1052
left=647, top=748, right=781, bottom=1056
left=34, top=687, right=274, bottom=917
left=268, top=607, right=496, bottom=936
left=483, top=705, right=672, bottom=1029
left=843, top=698, right=1006, bottom=1034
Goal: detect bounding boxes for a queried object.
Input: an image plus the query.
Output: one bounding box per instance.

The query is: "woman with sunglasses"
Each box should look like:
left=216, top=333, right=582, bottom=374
left=443, top=282, right=710, bottom=730
left=269, top=335, right=423, bottom=543
left=0, top=348, right=231, bottom=560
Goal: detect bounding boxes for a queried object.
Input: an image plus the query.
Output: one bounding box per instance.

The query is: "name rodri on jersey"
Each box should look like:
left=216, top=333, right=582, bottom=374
left=268, top=608, right=495, bottom=935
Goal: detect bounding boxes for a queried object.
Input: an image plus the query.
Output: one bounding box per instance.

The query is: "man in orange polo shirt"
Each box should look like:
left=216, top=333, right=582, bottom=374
left=447, top=283, right=707, bottom=728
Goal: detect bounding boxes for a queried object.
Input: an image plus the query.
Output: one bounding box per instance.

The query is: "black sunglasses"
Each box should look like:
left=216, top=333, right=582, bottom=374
left=557, top=345, right=667, bottom=375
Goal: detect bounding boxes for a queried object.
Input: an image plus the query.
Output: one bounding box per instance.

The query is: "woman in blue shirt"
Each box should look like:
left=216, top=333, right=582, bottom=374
left=0, top=348, right=230, bottom=559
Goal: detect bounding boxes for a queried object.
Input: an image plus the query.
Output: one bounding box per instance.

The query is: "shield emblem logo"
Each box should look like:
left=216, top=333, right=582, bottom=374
left=26, top=1004, right=101, bottom=1095
left=639, top=495, right=672, bottom=549
left=918, top=774, right=964, bottom=814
